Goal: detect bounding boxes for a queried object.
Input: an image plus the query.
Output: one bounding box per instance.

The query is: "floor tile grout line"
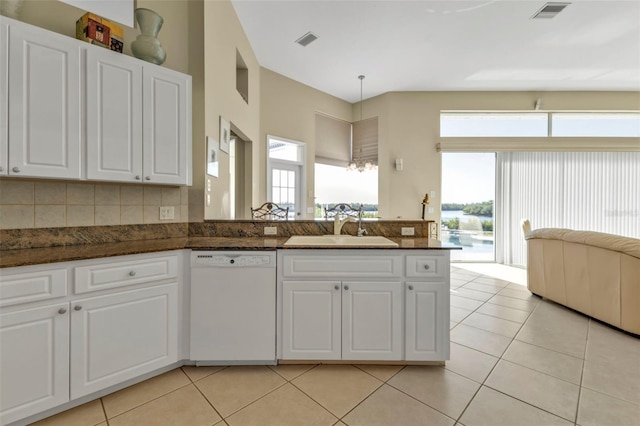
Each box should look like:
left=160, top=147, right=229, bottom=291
left=191, top=375, right=226, bottom=422
left=218, top=380, right=294, bottom=422
left=99, top=397, right=109, bottom=425
left=104, top=378, right=194, bottom=421
left=482, top=384, right=581, bottom=424
left=334, top=377, right=387, bottom=422
left=381, top=378, right=459, bottom=423
left=286, top=376, right=352, bottom=422
left=573, top=319, right=591, bottom=425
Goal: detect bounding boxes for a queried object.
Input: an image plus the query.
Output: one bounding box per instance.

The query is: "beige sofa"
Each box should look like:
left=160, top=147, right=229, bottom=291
left=526, top=228, right=640, bottom=335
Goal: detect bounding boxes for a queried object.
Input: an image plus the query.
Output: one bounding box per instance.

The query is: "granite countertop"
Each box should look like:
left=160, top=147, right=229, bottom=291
left=0, top=236, right=458, bottom=268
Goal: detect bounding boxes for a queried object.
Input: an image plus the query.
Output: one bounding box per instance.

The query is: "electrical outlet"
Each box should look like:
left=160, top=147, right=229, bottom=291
left=401, top=227, right=415, bottom=236
left=307, top=207, right=314, bottom=214
left=264, top=226, right=277, bottom=235
left=159, top=206, right=174, bottom=220
left=428, top=207, right=434, bottom=213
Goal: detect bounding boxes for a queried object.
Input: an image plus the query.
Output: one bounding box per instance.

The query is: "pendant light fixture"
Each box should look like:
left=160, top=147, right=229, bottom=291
left=348, top=75, right=376, bottom=172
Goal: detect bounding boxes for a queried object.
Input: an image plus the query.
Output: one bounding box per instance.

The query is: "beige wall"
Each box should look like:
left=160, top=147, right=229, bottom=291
left=202, top=0, right=260, bottom=220
left=260, top=68, right=353, bottom=218
left=362, top=91, right=640, bottom=220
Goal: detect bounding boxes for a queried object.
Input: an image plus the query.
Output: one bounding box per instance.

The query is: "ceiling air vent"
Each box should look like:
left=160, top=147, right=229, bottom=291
left=531, top=2, right=571, bottom=19
left=295, top=32, right=318, bottom=47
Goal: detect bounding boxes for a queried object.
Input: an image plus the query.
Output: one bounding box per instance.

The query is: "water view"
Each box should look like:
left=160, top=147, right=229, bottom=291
left=441, top=208, right=495, bottom=262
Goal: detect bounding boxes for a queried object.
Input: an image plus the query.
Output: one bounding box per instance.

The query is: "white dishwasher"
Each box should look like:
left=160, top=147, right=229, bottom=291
left=190, top=251, right=276, bottom=365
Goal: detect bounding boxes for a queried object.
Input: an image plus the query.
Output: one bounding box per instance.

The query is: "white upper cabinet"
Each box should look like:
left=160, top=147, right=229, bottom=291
left=1, top=17, right=192, bottom=185
left=7, top=20, right=81, bottom=179
left=142, top=66, right=191, bottom=185
left=86, top=49, right=143, bottom=182
left=1, top=20, right=8, bottom=176
left=86, top=48, right=192, bottom=185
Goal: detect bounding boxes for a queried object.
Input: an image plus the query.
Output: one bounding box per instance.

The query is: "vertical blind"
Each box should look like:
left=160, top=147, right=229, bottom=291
left=496, top=152, right=640, bottom=266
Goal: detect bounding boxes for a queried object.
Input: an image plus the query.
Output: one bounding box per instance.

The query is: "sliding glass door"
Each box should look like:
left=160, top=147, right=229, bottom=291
left=441, top=153, right=496, bottom=262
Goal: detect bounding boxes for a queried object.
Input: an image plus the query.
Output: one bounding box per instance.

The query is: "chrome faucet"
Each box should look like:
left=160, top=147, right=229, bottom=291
left=334, top=216, right=356, bottom=235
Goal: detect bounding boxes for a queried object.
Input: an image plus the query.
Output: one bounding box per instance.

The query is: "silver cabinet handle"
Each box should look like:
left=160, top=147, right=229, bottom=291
left=408, top=285, right=414, bottom=290
left=344, top=285, right=350, bottom=290
left=129, top=270, right=136, bottom=277
left=58, top=307, right=67, bottom=314
left=12, top=167, right=20, bottom=173
left=74, top=305, right=82, bottom=311
left=135, top=175, right=141, bottom=180
left=424, top=264, right=430, bottom=270
left=145, top=176, right=151, bottom=181
left=334, top=284, right=340, bottom=290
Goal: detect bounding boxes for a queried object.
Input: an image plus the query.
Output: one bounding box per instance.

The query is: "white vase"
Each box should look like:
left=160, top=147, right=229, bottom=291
left=0, top=0, right=23, bottom=19
left=131, top=8, right=166, bottom=65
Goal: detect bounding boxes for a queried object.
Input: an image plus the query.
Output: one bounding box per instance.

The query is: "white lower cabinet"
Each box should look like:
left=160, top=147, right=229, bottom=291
left=282, top=281, right=341, bottom=360
left=70, top=283, right=178, bottom=399
left=405, top=281, right=448, bottom=360
left=278, top=249, right=450, bottom=362
left=0, top=251, right=182, bottom=425
left=282, top=280, right=402, bottom=361
left=0, top=303, right=70, bottom=425
left=342, top=281, right=402, bottom=361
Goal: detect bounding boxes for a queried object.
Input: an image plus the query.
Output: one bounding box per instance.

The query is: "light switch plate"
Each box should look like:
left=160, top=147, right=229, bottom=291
left=264, top=226, right=277, bottom=235
left=401, top=227, right=415, bottom=236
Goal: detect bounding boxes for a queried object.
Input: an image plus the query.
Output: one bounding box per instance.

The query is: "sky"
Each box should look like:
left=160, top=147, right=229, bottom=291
left=441, top=153, right=495, bottom=204
left=315, top=163, right=378, bottom=205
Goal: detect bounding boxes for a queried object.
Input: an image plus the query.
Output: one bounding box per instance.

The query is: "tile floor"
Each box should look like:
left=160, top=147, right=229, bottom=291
left=31, top=264, right=640, bottom=426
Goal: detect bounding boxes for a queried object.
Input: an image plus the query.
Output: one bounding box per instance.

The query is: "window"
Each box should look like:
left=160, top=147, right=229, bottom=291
left=440, top=111, right=640, bottom=137
left=440, top=113, right=548, bottom=137
left=267, top=135, right=305, bottom=219
left=551, top=112, right=640, bottom=137
left=314, top=163, right=378, bottom=218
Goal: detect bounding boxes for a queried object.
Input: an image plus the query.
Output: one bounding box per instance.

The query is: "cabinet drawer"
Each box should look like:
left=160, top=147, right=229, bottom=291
left=406, top=255, right=447, bottom=278
left=282, top=255, right=402, bottom=278
left=74, top=254, right=178, bottom=294
left=0, top=268, right=67, bottom=307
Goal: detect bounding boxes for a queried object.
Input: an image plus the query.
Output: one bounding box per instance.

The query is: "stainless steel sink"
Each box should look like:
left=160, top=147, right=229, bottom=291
left=284, top=235, right=399, bottom=247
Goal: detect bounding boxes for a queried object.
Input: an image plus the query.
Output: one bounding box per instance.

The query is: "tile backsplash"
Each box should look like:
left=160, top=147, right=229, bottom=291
left=0, top=179, right=189, bottom=229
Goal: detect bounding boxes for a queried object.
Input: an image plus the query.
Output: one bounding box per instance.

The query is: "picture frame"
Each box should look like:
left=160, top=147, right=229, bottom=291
left=206, top=136, right=219, bottom=177
left=219, top=116, right=230, bottom=153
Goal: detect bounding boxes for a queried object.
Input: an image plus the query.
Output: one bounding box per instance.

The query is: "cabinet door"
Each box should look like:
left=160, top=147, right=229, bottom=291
left=86, top=49, right=143, bottom=182
left=282, top=281, right=341, bottom=360
left=0, top=303, right=70, bottom=425
left=8, top=22, right=81, bottom=179
left=142, top=66, right=191, bottom=185
left=405, top=281, right=449, bottom=361
left=0, top=19, right=8, bottom=176
left=70, top=283, right=178, bottom=399
left=342, top=281, right=402, bottom=361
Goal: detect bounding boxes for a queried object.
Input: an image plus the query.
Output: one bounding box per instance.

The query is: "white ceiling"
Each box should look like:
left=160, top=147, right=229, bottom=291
left=230, top=0, right=640, bottom=103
